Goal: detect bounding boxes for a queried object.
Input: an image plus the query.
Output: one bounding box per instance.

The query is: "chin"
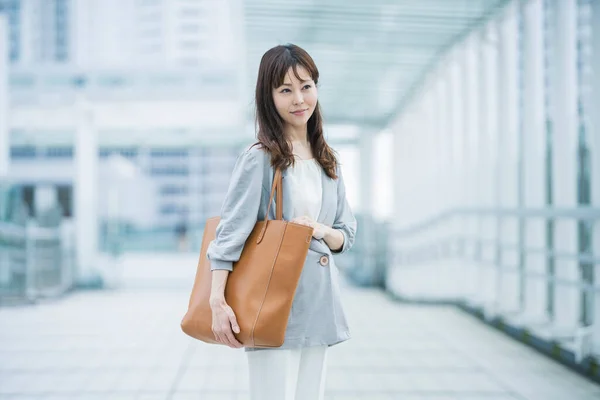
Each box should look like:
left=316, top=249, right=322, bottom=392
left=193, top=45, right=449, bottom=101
left=288, top=119, right=308, bottom=128
left=297, top=121, right=310, bottom=128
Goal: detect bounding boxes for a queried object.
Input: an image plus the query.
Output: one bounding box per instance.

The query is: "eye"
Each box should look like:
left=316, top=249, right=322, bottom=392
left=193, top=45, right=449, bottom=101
left=280, top=88, right=291, bottom=93
left=302, top=84, right=312, bottom=90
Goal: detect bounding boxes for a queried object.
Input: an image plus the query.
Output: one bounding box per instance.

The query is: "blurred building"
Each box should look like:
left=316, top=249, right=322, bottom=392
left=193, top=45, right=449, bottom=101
left=1, top=0, right=236, bottom=67
left=0, top=0, right=246, bottom=230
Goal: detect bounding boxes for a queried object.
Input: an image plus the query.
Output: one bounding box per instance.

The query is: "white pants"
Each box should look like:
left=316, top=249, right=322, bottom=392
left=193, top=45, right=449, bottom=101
left=246, top=345, right=328, bottom=400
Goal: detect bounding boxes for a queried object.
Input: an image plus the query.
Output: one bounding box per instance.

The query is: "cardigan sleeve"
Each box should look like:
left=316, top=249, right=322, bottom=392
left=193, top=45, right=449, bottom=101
left=206, top=149, right=264, bottom=271
left=331, top=164, right=357, bottom=254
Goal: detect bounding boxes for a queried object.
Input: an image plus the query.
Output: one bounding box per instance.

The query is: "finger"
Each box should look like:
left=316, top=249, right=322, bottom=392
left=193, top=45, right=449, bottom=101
left=218, top=324, right=239, bottom=348
left=214, top=327, right=227, bottom=345
left=213, top=330, right=223, bottom=344
left=225, top=307, right=240, bottom=334
left=224, top=330, right=243, bottom=348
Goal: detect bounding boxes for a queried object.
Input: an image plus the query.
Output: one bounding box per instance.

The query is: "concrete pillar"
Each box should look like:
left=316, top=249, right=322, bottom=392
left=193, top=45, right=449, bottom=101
left=435, top=72, right=461, bottom=300
left=479, top=23, right=500, bottom=318
left=358, top=131, right=374, bottom=216
left=496, top=2, right=522, bottom=316
left=388, top=110, right=421, bottom=298
left=0, top=14, right=8, bottom=178
left=521, top=0, right=549, bottom=325
left=434, top=76, right=449, bottom=221
left=551, top=0, right=580, bottom=331
left=358, top=130, right=376, bottom=283
left=74, top=98, right=100, bottom=286
left=188, top=147, right=201, bottom=227
left=462, top=36, right=483, bottom=305
left=425, top=72, right=460, bottom=300
left=34, top=185, right=58, bottom=215
left=137, top=146, right=151, bottom=172
left=448, top=54, right=469, bottom=299
left=390, top=117, right=406, bottom=279
left=589, top=0, right=600, bottom=354
left=418, top=89, right=443, bottom=298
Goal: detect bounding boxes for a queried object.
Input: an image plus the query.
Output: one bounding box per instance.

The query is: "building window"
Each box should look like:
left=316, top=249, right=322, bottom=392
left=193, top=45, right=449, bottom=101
left=138, top=0, right=162, bottom=5
left=10, top=146, right=37, bottom=159
left=45, top=147, right=73, bottom=158
left=150, top=167, right=189, bottom=176
left=180, top=24, right=200, bottom=34
left=55, top=0, right=69, bottom=61
left=180, top=8, right=201, bottom=17
left=6, top=0, right=20, bottom=62
left=180, top=40, right=200, bottom=50
left=150, top=149, right=188, bottom=158
left=160, top=185, right=189, bottom=195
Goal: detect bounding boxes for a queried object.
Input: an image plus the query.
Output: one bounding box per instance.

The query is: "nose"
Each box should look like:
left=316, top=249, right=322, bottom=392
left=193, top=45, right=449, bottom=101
left=293, top=91, right=304, bottom=105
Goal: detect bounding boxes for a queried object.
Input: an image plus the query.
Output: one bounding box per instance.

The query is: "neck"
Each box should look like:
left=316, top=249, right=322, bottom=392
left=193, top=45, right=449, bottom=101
left=284, top=124, right=309, bottom=145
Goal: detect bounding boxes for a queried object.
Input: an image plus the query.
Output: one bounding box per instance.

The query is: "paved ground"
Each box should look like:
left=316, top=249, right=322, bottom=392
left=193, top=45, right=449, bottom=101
left=1, top=253, right=600, bottom=400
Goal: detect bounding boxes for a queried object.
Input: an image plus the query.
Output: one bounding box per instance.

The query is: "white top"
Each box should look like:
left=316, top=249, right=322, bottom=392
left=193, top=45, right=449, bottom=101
left=287, top=158, right=322, bottom=220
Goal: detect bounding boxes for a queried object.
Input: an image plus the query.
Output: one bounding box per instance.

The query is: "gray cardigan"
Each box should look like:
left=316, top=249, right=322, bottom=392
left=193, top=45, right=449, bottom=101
left=206, top=144, right=358, bottom=350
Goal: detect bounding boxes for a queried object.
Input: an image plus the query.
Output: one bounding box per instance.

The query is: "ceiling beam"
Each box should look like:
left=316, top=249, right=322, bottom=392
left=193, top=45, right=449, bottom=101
left=244, top=2, right=491, bottom=19
left=381, top=0, right=512, bottom=128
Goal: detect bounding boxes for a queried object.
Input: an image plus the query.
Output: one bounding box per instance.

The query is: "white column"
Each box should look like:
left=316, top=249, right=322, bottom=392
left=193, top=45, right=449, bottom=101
left=420, top=89, right=444, bottom=299
left=480, top=22, right=501, bottom=317
left=359, top=131, right=374, bottom=217
left=448, top=54, right=469, bottom=300
left=19, top=0, right=35, bottom=65
left=497, top=2, right=523, bottom=316
left=521, top=0, right=549, bottom=325
left=463, top=36, right=485, bottom=306
left=388, top=116, right=408, bottom=294
left=74, top=99, right=100, bottom=285
left=34, top=185, right=58, bottom=215
left=0, top=14, right=8, bottom=178
left=551, top=0, right=580, bottom=331
left=435, top=76, right=449, bottom=221
left=71, top=0, right=92, bottom=68
left=436, top=71, right=461, bottom=299
left=462, top=43, right=477, bottom=303
left=359, top=130, right=376, bottom=281
left=589, top=0, right=600, bottom=353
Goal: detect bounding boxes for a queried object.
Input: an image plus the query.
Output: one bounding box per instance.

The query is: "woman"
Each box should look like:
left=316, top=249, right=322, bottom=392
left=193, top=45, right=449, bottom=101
left=206, top=44, right=357, bottom=400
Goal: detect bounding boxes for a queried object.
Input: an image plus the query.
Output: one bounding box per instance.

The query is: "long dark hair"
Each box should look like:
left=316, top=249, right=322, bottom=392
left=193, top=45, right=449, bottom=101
left=253, top=44, right=338, bottom=179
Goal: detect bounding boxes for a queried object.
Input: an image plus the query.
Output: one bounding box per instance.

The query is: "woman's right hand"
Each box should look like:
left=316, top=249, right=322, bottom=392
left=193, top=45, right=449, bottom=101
left=210, top=297, right=243, bottom=348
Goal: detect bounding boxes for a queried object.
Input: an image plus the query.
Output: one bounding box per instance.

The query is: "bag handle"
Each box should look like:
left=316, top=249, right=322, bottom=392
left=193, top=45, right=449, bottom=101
left=257, top=168, right=282, bottom=244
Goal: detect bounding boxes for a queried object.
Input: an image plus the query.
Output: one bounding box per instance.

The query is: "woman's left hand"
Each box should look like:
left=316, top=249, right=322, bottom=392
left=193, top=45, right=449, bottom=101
left=291, top=216, right=326, bottom=240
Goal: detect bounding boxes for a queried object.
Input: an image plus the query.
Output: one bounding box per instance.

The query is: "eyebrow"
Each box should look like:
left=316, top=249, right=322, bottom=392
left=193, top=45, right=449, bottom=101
left=281, top=80, right=313, bottom=86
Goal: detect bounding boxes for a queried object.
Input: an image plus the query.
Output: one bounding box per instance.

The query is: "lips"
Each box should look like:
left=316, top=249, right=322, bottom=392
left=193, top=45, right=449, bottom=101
left=291, top=109, right=308, bottom=115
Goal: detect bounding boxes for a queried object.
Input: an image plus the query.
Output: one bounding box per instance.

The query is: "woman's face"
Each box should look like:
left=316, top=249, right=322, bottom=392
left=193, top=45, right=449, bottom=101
left=272, top=65, right=318, bottom=129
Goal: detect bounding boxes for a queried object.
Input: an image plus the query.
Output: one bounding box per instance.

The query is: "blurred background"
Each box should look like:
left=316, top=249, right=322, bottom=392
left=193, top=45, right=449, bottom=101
left=0, top=0, right=600, bottom=399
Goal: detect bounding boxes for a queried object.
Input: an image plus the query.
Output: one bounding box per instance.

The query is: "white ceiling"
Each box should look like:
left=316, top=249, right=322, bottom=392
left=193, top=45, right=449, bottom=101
left=243, top=0, right=509, bottom=128
left=4, top=0, right=510, bottom=147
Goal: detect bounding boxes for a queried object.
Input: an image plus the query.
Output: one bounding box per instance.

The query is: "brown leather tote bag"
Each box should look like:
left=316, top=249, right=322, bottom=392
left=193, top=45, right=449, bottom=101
left=180, top=168, right=313, bottom=348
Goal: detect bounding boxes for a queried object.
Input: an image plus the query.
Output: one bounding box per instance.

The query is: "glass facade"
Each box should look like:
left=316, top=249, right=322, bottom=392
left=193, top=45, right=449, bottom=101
left=1, top=0, right=21, bottom=62
left=54, top=0, right=69, bottom=62
left=0, top=0, right=70, bottom=63
left=9, top=144, right=244, bottom=228
left=543, top=0, right=556, bottom=318
left=576, top=0, right=593, bottom=326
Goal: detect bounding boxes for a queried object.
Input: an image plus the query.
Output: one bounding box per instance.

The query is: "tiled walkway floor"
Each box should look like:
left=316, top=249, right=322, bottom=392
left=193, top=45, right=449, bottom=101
left=1, top=253, right=599, bottom=400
